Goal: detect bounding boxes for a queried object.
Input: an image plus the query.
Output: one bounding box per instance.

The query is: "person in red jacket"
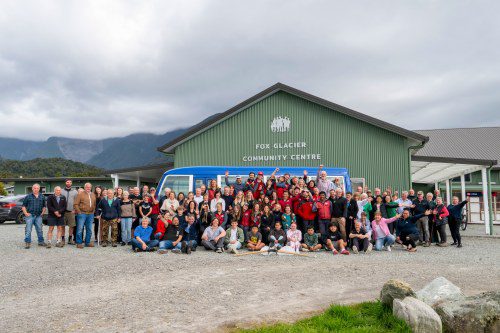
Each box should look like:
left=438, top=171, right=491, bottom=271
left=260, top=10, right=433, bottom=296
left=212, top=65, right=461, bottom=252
left=290, top=187, right=302, bottom=213
left=296, top=191, right=316, bottom=233
left=278, top=191, right=292, bottom=212
left=313, top=191, right=333, bottom=236
left=154, top=214, right=172, bottom=240
left=240, top=203, right=252, bottom=241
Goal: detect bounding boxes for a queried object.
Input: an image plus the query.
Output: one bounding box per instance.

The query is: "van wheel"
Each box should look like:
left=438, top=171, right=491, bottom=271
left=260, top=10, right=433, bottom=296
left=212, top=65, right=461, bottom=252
left=16, top=212, right=26, bottom=224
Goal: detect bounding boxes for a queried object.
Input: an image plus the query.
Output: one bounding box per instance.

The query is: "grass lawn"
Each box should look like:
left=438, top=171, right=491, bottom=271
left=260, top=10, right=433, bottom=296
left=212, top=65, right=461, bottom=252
left=238, top=301, right=411, bottom=333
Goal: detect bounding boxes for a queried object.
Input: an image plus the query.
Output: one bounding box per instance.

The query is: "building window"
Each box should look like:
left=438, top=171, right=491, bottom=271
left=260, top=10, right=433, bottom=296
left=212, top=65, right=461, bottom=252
left=451, top=174, right=471, bottom=182
left=350, top=178, right=365, bottom=192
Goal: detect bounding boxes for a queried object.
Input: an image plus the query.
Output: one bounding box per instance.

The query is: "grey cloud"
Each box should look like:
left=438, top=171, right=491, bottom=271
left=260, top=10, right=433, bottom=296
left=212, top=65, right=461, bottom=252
left=0, top=0, right=498, bottom=140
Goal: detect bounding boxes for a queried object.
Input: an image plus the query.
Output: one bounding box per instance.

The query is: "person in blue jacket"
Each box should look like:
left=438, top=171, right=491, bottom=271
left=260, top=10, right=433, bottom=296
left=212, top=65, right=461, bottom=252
left=395, top=208, right=431, bottom=252
left=447, top=196, right=468, bottom=248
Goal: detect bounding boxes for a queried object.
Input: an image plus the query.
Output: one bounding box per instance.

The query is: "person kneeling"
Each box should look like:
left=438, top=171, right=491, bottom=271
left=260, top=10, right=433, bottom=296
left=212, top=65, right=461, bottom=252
left=158, top=216, right=183, bottom=254
left=301, top=226, right=322, bottom=252
left=224, top=220, right=244, bottom=254
left=349, top=221, right=372, bottom=254
left=269, top=221, right=286, bottom=251
left=323, top=223, right=349, bottom=255
left=201, top=218, right=226, bottom=253
left=131, top=218, right=159, bottom=252
left=247, top=225, right=265, bottom=251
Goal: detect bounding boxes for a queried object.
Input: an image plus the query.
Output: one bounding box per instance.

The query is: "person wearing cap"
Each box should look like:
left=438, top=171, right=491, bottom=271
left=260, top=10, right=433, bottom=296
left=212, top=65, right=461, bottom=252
left=411, top=191, right=431, bottom=246
left=224, top=171, right=245, bottom=194
left=251, top=171, right=266, bottom=199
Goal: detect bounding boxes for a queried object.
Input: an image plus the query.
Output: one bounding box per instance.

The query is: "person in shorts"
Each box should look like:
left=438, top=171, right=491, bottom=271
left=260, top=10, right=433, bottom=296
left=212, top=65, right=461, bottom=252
left=246, top=225, right=265, bottom=251
left=46, top=186, right=67, bottom=248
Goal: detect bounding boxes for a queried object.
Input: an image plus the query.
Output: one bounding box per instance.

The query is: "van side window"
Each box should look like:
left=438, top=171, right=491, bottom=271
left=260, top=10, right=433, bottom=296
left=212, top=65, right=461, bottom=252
left=162, top=175, right=191, bottom=194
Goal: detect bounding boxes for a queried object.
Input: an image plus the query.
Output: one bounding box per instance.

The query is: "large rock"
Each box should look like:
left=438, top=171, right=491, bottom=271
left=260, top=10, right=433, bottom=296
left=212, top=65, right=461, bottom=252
left=380, top=279, right=416, bottom=307
left=435, top=291, right=500, bottom=333
left=393, top=297, right=442, bottom=333
left=416, top=277, right=465, bottom=307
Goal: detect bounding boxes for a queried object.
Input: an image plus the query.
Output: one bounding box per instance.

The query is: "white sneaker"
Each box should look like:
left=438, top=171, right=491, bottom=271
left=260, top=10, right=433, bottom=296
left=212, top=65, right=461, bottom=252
left=386, top=245, right=392, bottom=252
left=366, top=243, right=373, bottom=253
left=352, top=245, right=358, bottom=254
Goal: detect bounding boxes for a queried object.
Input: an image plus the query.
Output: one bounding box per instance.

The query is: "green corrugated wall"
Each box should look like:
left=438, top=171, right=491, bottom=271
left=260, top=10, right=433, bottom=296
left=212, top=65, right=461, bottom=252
left=173, top=91, right=412, bottom=191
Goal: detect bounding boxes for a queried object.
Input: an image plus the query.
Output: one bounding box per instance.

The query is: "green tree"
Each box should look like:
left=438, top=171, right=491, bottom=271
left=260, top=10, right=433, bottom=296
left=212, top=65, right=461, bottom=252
left=0, top=182, right=7, bottom=196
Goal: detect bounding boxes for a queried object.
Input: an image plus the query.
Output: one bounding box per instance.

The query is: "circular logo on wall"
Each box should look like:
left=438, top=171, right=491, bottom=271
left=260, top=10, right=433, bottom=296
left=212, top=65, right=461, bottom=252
left=271, top=116, right=291, bottom=133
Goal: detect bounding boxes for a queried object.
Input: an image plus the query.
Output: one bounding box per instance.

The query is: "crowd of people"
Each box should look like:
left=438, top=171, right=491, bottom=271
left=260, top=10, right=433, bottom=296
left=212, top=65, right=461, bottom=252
left=22, top=165, right=468, bottom=255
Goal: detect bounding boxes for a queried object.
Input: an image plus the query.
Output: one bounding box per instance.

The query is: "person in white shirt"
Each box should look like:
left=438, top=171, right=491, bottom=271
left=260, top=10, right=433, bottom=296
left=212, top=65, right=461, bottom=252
left=193, top=188, right=204, bottom=206
left=210, top=191, right=225, bottom=213
left=396, top=191, right=413, bottom=214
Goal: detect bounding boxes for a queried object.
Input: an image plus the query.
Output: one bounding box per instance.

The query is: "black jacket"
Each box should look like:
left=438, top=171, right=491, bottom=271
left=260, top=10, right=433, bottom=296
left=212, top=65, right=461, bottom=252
left=330, top=196, right=347, bottom=218
left=47, top=195, right=67, bottom=217
left=346, top=198, right=359, bottom=220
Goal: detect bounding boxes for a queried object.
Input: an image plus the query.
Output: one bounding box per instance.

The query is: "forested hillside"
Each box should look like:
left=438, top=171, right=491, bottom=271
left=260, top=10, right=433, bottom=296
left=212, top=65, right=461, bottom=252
left=0, top=158, right=104, bottom=178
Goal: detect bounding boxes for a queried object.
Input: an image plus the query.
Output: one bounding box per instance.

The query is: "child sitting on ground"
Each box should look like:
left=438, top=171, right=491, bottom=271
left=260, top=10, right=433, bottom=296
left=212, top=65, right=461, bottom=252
left=286, top=222, right=302, bottom=253
left=268, top=221, right=286, bottom=250
left=224, top=220, right=244, bottom=254
left=349, top=220, right=372, bottom=254
left=323, top=222, right=349, bottom=255
left=301, top=225, right=322, bottom=252
left=247, top=225, right=265, bottom=251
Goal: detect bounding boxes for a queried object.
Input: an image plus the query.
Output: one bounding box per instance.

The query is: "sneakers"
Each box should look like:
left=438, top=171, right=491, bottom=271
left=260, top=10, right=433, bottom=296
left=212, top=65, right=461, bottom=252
left=111, top=243, right=117, bottom=247
left=366, top=243, right=373, bottom=253
left=341, top=249, right=350, bottom=255
left=352, top=245, right=358, bottom=254
left=457, top=243, right=463, bottom=248
left=158, top=249, right=168, bottom=254
left=423, top=242, right=430, bottom=247
left=437, top=242, right=449, bottom=247
left=386, top=245, right=392, bottom=252
left=46, top=241, right=52, bottom=249
left=450, top=242, right=457, bottom=246
left=25, top=242, right=30, bottom=249
left=216, top=248, right=222, bottom=253
left=301, top=247, right=310, bottom=252
left=87, top=242, right=94, bottom=248
left=101, top=242, right=108, bottom=247
left=38, top=242, right=47, bottom=247
left=134, top=248, right=139, bottom=253
left=77, top=244, right=84, bottom=249
left=121, top=242, right=126, bottom=246
left=55, top=241, right=63, bottom=248
left=171, top=248, right=181, bottom=254
left=332, top=249, right=339, bottom=255
left=68, top=239, right=75, bottom=245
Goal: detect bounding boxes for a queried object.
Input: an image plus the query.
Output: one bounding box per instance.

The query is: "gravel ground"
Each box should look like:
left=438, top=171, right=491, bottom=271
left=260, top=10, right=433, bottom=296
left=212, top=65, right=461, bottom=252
left=1, top=223, right=499, bottom=333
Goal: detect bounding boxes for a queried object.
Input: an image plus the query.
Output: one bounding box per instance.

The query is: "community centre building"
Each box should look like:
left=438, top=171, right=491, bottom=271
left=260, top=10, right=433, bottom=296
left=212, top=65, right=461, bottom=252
left=3, top=83, right=497, bottom=233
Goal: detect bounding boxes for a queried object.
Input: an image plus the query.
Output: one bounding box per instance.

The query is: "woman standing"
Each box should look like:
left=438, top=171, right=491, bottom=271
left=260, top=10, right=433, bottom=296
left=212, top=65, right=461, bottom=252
left=161, top=191, right=179, bottom=216
left=447, top=196, right=468, bottom=248
left=207, top=179, right=219, bottom=202
left=139, top=195, right=152, bottom=224
left=432, top=197, right=449, bottom=246
left=120, top=191, right=136, bottom=245
left=93, top=186, right=103, bottom=244
left=210, top=191, right=225, bottom=213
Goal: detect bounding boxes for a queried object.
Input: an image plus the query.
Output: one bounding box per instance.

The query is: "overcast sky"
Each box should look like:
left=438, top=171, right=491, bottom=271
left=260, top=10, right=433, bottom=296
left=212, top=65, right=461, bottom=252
left=1, top=1, right=499, bottom=140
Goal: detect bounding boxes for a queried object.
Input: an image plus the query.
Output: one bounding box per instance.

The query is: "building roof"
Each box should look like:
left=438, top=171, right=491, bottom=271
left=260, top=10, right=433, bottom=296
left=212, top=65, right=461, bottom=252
left=158, top=82, right=429, bottom=153
left=415, top=127, right=500, bottom=168
left=0, top=177, right=110, bottom=182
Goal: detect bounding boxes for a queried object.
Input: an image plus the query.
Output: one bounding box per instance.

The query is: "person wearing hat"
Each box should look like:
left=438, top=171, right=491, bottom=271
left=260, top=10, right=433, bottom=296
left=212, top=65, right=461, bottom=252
left=224, top=171, right=245, bottom=194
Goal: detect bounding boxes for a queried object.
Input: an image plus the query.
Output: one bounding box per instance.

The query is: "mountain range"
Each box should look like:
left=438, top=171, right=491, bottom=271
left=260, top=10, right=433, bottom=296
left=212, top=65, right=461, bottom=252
left=0, top=128, right=187, bottom=170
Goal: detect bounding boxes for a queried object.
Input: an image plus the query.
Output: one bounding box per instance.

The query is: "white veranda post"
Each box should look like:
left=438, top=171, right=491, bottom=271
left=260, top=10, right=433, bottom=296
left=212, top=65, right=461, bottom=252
left=445, top=179, right=451, bottom=205
left=460, top=174, right=466, bottom=201
left=481, top=168, right=490, bottom=235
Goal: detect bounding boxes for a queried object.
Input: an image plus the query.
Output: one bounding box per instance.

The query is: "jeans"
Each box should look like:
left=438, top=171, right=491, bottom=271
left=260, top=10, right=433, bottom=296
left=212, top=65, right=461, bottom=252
left=131, top=238, right=159, bottom=251
left=120, top=217, right=133, bottom=243
left=318, top=219, right=330, bottom=237
left=159, top=240, right=181, bottom=250
left=76, top=213, right=94, bottom=245
left=24, top=215, right=44, bottom=244
left=226, top=241, right=242, bottom=251
left=375, top=234, right=395, bottom=251
left=202, top=238, right=224, bottom=250
left=185, top=240, right=198, bottom=250
left=448, top=216, right=461, bottom=244
left=352, top=237, right=370, bottom=252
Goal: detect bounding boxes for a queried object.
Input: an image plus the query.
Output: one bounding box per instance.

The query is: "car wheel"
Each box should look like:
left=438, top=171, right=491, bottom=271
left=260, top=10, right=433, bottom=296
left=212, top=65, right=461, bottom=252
left=16, top=212, right=26, bottom=224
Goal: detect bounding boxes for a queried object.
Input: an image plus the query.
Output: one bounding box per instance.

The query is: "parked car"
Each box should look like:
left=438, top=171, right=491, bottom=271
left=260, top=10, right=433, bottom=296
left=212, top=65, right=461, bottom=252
left=0, top=194, right=51, bottom=224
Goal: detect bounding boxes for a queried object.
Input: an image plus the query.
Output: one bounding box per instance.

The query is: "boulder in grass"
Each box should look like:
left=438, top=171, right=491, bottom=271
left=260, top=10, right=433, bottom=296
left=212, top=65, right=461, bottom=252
left=416, top=277, right=464, bottom=308
left=435, top=291, right=500, bottom=333
left=380, top=279, right=416, bottom=307
left=393, top=297, right=442, bottom=333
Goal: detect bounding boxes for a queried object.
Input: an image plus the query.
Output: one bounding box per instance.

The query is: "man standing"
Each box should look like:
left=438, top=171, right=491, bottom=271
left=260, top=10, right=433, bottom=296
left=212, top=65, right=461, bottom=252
left=74, top=183, right=97, bottom=249
left=411, top=191, right=430, bottom=246
left=330, top=188, right=348, bottom=241
left=46, top=186, right=67, bottom=248
left=61, top=179, right=78, bottom=245
left=22, top=184, right=47, bottom=249
left=98, top=188, right=121, bottom=247
left=316, top=165, right=335, bottom=198
left=225, top=171, right=245, bottom=194
left=313, top=191, right=333, bottom=236
left=396, top=191, right=413, bottom=215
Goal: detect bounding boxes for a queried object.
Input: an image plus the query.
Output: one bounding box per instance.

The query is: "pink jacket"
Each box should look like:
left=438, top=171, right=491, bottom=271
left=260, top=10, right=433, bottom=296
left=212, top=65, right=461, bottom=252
left=371, top=216, right=398, bottom=239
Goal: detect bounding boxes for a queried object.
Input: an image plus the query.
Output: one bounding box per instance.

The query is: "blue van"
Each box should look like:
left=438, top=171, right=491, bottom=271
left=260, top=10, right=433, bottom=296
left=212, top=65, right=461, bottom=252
left=156, top=166, right=351, bottom=195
